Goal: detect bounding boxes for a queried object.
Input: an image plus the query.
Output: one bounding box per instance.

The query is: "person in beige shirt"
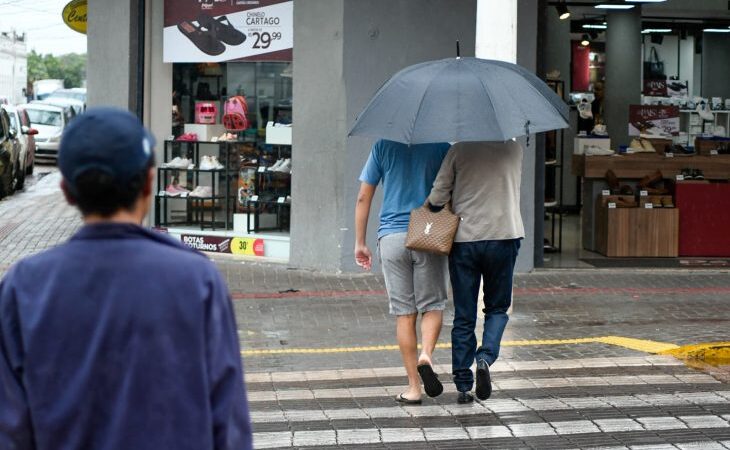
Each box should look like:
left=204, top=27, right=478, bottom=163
left=428, top=140, right=524, bottom=404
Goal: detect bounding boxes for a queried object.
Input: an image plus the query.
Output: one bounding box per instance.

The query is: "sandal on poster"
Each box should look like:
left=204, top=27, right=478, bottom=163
left=197, top=13, right=247, bottom=46
left=177, top=21, right=225, bottom=56
left=395, top=393, right=422, bottom=405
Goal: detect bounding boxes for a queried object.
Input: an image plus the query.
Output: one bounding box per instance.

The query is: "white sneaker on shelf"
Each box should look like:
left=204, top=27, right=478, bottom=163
left=163, top=157, right=192, bottom=169
left=585, top=146, right=615, bottom=156
left=697, top=103, right=715, bottom=121
left=275, top=158, right=292, bottom=173
left=267, top=159, right=284, bottom=171
left=189, top=186, right=213, bottom=198
left=210, top=156, right=225, bottom=170
left=199, top=156, right=215, bottom=170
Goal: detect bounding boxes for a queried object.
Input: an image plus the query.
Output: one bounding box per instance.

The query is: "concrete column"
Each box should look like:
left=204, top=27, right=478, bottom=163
left=605, top=7, right=642, bottom=148
left=291, top=0, right=477, bottom=272
left=87, top=0, right=142, bottom=110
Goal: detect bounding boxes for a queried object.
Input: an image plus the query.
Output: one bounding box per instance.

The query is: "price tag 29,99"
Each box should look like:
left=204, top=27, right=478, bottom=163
left=608, top=202, right=617, bottom=209
left=602, top=190, right=611, bottom=196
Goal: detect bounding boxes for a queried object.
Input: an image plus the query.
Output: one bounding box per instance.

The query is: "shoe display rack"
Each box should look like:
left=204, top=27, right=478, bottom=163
left=154, top=140, right=237, bottom=230
left=544, top=79, right=565, bottom=254
left=245, top=144, right=292, bottom=233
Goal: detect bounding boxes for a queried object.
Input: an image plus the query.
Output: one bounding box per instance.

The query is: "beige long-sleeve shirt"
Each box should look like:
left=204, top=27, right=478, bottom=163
left=427, top=141, right=524, bottom=242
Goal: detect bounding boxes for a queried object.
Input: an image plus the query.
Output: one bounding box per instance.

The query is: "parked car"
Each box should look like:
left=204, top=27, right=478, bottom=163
left=24, top=103, right=70, bottom=161
left=40, top=96, right=85, bottom=116
left=0, top=108, right=22, bottom=198
left=2, top=105, right=38, bottom=188
left=47, top=87, right=86, bottom=104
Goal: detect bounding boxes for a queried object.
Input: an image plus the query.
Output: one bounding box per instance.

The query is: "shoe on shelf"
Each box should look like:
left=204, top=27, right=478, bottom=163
left=651, top=196, right=663, bottom=208
left=457, top=391, right=474, bottom=404
left=210, top=156, right=225, bottom=170
left=605, top=169, right=620, bottom=194
left=692, top=169, right=705, bottom=180
left=274, top=158, right=292, bottom=173
left=680, top=168, right=693, bottom=180
left=661, top=197, right=675, bottom=208
left=629, top=139, right=644, bottom=152
left=267, top=159, right=284, bottom=171
left=614, top=198, right=637, bottom=208
left=164, top=184, right=181, bottom=196
left=545, top=158, right=557, bottom=166
left=163, top=157, right=193, bottom=169
left=175, top=132, right=198, bottom=142
left=619, top=185, right=634, bottom=196
left=640, top=139, right=656, bottom=153
left=189, top=186, right=213, bottom=198
left=668, top=144, right=695, bottom=156
left=544, top=198, right=558, bottom=208
left=585, top=145, right=614, bottom=156
left=638, top=170, right=663, bottom=189
left=696, top=102, right=715, bottom=121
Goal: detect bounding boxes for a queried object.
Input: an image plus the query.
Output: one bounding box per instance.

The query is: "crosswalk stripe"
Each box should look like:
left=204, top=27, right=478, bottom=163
left=244, top=355, right=684, bottom=383
left=252, top=415, right=730, bottom=448
left=248, top=390, right=730, bottom=423
left=245, top=373, right=720, bottom=402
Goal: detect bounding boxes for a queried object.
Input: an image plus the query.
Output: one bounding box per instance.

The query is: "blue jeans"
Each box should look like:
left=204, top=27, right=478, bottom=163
left=449, top=239, right=520, bottom=392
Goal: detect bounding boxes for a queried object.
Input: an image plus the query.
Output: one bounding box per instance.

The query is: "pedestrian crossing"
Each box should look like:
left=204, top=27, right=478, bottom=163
left=244, top=356, right=730, bottom=449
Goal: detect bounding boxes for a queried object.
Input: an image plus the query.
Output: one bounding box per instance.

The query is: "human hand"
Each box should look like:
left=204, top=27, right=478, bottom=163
left=354, top=245, right=372, bottom=271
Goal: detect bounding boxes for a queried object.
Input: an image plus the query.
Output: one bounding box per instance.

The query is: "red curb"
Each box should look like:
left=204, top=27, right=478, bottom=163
left=230, top=286, right=730, bottom=300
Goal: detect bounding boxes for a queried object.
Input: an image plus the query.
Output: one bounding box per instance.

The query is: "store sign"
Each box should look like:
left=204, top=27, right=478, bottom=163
left=62, top=0, right=87, bottom=35
left=643, top=79, right=667, bottom=97
left=628, top=105, right=680, bottom=137
left=181, top=234, right=265, bottom=257
left=163, top=0, right=292, bottom=63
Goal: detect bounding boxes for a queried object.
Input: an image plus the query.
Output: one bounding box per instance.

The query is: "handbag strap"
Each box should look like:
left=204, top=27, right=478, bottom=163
left=423, top=200, right=452, bottom=212
left=649, top=46, right=660, bottom=63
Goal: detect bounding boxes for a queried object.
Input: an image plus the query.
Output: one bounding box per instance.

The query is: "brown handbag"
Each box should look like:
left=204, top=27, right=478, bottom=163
left=405, top=201, right=460, bottom=256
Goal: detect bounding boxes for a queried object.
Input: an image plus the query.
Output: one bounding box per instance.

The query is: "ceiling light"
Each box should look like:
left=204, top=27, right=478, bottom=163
left=581, top=34, right=591, bottom=46
left=704, top=28, right=730, bottom=33
left=595, top=4, right=636, bottom=9
left=583, top=24, right=608, bottom=29
left=556, top=3, right=570, bottom=20
left=641, top=29, right=672, bottom=33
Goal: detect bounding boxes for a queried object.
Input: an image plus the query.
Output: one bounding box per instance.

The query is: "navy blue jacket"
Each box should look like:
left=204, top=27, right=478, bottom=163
left=0, top=223, right=252, bottom=450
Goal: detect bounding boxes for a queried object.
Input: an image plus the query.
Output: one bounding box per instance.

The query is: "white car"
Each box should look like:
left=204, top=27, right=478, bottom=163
left=2, top=105, right=38, bottom=189
left=24, top=103, right=70, bottom=161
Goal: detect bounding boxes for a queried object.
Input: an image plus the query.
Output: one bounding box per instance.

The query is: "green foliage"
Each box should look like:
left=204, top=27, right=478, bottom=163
left=27, top=50, right=86, bottom=88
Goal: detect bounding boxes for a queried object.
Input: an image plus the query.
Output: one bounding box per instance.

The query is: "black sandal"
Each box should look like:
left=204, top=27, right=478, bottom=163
left=177, top=21, right=226, bottom=56
left=417, top=364, right=444, bottom=398
left=198, top=14, right=247, bottom=46
left=395, top=393, right=422, bottom=405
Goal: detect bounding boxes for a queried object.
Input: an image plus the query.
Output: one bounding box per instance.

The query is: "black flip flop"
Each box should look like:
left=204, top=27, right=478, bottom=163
left=177, top=21, right=226, bottom=56
left=395, top=393, right=422, bottom=405
left=198, top=13, right=247, bottom=46
left=417, top=364, right=444, bottom=398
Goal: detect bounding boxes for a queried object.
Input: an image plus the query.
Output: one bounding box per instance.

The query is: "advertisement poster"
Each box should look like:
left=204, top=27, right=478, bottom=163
left=642, top=79, right=667, bottom=97
left=628, top=105, right=680, bottom=137
left=163, top=0, right=292, bottom=63
left=181, top=234, right=265, bottom=257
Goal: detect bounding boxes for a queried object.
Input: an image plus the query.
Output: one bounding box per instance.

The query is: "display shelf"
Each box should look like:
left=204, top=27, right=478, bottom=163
left=572, top=153, right=730, bottom=179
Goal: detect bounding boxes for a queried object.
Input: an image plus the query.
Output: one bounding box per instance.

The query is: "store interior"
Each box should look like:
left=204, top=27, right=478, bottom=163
left=156, top=61, right=293, bottom=259
left=541, top=0, right=730, bottom=268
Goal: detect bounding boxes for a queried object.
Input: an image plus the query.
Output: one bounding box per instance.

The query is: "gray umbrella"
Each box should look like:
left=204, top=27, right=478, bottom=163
left=348, top=57, right=569, bottom=145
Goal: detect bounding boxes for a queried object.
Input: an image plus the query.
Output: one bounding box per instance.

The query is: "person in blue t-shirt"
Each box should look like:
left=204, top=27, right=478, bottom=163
left=0, top=108, right=252, bottom=450
left=355, top=139, right=451, bottom=403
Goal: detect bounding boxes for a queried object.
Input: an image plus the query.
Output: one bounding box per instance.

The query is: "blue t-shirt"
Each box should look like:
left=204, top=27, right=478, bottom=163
left=359, top=139, right=450, bottom=238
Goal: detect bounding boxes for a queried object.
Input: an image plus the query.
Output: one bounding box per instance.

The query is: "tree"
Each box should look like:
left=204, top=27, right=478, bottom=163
left=26, top=51, right=87, bottom=88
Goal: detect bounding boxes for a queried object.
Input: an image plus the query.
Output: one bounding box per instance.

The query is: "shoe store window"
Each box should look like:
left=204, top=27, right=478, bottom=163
left=541, top=5, right=730, bottom=269
left=155, top=61, right=293, bottom=260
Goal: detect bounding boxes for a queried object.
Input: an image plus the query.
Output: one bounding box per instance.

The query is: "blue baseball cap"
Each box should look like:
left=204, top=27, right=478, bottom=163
left=59, top=107, right=156, bottom=192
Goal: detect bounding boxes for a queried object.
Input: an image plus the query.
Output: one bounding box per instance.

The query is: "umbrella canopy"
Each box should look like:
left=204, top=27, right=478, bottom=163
left=348, top=57, right=569, bottom=145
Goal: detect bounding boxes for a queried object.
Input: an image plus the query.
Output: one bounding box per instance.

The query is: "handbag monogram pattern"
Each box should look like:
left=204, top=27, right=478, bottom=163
left=405, top=202, right=460, bottom=256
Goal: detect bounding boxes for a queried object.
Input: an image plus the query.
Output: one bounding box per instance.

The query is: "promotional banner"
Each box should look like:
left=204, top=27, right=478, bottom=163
left=642, top=79, right=667, bottom=97
left=628, top=105, right=680, bottom=137
left=163, top=0, right=292, bottom=63
left=181, top=234, right=265, bottom=256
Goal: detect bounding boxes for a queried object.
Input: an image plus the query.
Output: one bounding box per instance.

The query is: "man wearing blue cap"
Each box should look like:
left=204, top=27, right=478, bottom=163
left=0, top=108, right=253, bottom=450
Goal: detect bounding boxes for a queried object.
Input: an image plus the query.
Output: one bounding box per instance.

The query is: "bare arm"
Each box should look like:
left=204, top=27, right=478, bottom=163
left=428, top=149, right=456, bottom=207
left=354, top=182, right=376, bottom=271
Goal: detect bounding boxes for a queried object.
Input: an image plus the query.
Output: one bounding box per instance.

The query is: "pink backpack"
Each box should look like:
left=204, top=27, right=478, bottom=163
left=223, top=95, right=249, bottom=131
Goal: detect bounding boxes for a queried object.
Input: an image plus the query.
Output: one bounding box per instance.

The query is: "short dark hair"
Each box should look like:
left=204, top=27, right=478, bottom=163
left=70, top=157, right=154, bottom=217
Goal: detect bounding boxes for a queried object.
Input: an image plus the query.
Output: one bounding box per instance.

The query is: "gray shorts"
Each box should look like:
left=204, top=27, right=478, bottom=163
left=378, top=232, right=449, bottom=316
